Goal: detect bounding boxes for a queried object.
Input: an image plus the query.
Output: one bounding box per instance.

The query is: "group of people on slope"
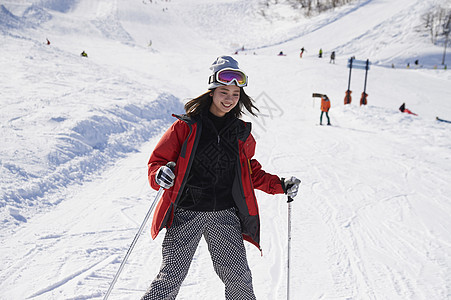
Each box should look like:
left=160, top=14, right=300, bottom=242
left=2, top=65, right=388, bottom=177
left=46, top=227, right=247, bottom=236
left=316, top=96, right=418, bottom=126
left=45, top=38, right=88, bottom=57
left=318, top=48, right=335, bottom=63
left=277, top=48, right=335, bottom=62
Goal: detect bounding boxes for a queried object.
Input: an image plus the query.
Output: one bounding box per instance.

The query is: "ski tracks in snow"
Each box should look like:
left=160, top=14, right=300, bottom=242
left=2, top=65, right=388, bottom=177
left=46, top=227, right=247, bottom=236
left=0, top=135, right=164, bottom=299
left=262, top=112, right=451, bottom=299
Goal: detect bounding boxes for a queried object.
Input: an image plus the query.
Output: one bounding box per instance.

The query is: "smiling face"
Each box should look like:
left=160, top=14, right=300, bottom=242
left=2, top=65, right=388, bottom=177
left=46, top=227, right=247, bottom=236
left=209, top=85, right=241, bottom=117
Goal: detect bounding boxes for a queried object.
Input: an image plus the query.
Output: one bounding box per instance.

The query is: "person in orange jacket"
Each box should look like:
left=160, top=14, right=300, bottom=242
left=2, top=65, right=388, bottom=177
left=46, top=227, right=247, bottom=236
left=320, top=95, right=331, bottom=125
left=142, top=56, right=301, bottom=300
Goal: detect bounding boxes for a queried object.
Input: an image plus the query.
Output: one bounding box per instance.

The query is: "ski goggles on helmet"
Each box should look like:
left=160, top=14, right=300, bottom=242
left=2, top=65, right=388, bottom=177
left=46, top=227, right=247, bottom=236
left=208, top=68, right=248, bottom=87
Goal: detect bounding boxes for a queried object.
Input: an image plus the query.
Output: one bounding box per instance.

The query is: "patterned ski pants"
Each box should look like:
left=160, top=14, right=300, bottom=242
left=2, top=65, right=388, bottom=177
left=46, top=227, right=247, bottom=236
left=141, top=208, right=256, bottom=300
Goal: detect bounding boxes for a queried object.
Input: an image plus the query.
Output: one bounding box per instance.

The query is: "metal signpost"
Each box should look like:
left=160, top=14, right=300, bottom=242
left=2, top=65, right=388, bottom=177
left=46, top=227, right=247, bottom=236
left=346, top=58, right=371, bottom=105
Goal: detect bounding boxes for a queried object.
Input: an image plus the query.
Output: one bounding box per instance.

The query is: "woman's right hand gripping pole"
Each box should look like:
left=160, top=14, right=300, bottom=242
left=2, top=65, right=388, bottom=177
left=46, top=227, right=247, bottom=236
left=155, top=162, right=176, bottom=189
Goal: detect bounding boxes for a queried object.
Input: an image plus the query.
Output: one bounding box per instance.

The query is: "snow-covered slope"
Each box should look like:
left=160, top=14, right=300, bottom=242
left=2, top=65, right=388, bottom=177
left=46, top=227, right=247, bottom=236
left=1, top=0, right=450, bottom=299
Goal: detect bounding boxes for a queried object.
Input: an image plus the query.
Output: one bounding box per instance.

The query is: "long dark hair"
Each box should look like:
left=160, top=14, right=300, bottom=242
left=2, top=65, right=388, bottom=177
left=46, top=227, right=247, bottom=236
left=184, top=88, right=259, bottom=118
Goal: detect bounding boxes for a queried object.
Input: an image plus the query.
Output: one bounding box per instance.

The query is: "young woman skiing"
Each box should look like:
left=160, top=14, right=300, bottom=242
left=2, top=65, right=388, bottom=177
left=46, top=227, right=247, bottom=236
left=142, top=56, right=301, bottom=300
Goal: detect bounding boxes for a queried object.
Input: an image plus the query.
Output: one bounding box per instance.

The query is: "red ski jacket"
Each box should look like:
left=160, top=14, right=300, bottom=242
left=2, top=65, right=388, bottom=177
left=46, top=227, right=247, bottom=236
left=147, top=114, right=284, bottom=250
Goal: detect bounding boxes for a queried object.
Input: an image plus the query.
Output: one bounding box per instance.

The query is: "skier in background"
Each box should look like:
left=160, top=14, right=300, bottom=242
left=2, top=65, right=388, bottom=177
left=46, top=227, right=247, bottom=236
left=141, top=56, right=301, bottom=300
left=320, top=95, right=331, bottom=125
left=330, top=51, right=335, bottom=63
left=300, top=47, right=305, bottom=58
left=399, top=103, right=417, bottom=115
left=80, top=51, right=88, bottom=57
left=319, top=48, right=323, bottom=58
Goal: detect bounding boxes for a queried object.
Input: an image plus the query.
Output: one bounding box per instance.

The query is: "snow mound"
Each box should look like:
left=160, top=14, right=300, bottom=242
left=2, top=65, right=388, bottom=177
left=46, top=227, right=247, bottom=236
left=0, top=5, right=22, bottom=30
left=35, top=0, right=78, bottom=13
left=1, top=94, right=183, bottom=222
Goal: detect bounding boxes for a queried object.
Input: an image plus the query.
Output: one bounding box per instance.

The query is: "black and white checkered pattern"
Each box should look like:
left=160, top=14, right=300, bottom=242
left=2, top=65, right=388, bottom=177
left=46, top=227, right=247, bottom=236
left=141, top=208, right=256, bottom=300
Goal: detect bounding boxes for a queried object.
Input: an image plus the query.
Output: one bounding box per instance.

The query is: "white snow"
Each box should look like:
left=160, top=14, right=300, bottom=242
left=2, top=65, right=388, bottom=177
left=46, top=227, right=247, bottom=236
left=1, top=0, right=450, bottom=299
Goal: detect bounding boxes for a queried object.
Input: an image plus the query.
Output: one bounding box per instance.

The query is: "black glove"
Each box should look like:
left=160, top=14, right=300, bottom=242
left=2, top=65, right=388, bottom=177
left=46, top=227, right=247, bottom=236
left=282, top=176, right=301, bottom=199
left=156, top=165, right=175, bottom=189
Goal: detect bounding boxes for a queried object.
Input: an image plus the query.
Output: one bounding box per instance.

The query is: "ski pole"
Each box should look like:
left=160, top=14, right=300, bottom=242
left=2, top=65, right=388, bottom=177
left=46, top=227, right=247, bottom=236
left=287, top=195, right=293, bottom=300
left=103, top=162, right=175, bottom=300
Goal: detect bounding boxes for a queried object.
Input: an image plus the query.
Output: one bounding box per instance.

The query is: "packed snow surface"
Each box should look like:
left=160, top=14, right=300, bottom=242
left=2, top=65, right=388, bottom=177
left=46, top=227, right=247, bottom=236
left=1, top=0, right=450, bottom=299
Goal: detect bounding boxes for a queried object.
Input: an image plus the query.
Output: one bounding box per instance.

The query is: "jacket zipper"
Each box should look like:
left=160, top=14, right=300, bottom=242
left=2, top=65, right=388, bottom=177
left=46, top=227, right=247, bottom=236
left=243, top=150, right=258, bottom=210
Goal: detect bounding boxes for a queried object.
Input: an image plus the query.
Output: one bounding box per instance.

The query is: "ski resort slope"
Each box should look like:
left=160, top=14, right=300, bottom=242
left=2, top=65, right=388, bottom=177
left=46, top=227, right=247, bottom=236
left=252, top=0, right=441, bottom=66
left=1, top=0, right=450, bottom=299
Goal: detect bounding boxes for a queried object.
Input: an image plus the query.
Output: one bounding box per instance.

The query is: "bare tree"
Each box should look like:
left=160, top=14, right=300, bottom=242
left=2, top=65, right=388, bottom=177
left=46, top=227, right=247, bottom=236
left=422, top=6, right=451, bottom=45
left=260, top=0, right=358, bottom=19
